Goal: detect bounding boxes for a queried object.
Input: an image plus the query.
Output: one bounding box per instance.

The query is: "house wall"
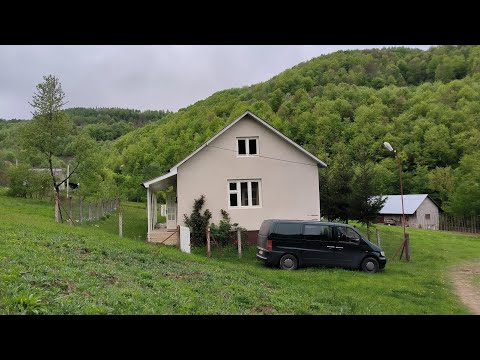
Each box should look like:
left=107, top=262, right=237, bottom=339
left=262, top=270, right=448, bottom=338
left=413, top=197, right=440, bottom=230
left=177, top=114, right=321, bottom=231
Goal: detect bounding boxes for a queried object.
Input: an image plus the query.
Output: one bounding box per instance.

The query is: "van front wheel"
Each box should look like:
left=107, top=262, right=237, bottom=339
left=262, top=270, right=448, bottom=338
left=361, top=257, right=379, bottom=273
left=279, top=254, right=298, bottom=270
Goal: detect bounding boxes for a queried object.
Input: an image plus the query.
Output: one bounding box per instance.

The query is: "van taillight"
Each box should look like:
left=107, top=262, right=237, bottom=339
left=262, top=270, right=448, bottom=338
left=266, top=240, right=273, bottom=251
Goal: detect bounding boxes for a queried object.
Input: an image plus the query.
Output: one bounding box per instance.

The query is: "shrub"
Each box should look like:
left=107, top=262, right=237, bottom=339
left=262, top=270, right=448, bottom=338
left=209, top=209, right=247, bottom=246
left=183, top=195, right=212, bottom=246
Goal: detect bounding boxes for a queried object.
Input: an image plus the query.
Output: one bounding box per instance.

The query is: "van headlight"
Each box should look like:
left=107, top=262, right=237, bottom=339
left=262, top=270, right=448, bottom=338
left=380, top=251, right=385, bottom=257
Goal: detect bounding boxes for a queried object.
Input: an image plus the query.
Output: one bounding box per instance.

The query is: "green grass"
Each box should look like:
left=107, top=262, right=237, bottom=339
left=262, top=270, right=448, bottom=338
left=1, top=191, right=480, bottom=314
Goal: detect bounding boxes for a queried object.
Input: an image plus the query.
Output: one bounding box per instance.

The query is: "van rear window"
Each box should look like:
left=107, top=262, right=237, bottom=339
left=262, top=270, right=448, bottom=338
left=259, top=221, right=272, bottom=236
left=272, top=223, right=302, bottom=239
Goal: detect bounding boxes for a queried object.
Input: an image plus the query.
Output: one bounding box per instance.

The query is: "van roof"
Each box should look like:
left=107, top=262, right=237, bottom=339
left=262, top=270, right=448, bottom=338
left=264, top=219, right=353, bottom=226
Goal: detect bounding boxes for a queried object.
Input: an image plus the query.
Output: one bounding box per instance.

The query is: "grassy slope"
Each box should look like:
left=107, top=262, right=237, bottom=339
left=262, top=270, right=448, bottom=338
left=1, top=191, right=480, bottom=314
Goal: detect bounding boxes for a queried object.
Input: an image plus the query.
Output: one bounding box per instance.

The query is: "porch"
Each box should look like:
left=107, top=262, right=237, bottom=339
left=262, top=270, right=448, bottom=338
left=148, top=228, right=179, bottom=245
left=144, top=169, right=178, bottom=245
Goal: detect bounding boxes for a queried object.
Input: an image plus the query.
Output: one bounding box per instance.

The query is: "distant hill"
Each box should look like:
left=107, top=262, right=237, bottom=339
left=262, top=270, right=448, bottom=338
left=65, top=107, right=171, bottom=141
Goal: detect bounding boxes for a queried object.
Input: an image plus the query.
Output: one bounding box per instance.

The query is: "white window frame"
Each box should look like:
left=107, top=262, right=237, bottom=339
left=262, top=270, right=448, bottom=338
left=228, top=179, right=262, bottom=209
left=236, top=137, right=259, bottom=157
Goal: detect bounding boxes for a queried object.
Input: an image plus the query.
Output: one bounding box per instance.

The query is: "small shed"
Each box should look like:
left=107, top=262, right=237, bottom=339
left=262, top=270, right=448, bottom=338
left=378, top=194, right=441, bottom=230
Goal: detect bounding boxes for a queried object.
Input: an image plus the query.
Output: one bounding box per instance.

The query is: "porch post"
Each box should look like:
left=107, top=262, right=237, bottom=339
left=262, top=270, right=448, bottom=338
left=153, top=192, right=157, bottom=229
left=147, top=187, right=152, bottom=234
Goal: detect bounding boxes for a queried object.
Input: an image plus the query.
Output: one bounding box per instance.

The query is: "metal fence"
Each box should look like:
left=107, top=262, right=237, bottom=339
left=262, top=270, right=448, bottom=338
left=355, top=225, right=404, bottom=259
left=58, top=195, right=117, bottom=224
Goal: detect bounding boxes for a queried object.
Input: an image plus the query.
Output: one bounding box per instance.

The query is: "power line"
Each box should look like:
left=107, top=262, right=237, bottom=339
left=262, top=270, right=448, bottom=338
left=207, top=144, right=318, bottom=167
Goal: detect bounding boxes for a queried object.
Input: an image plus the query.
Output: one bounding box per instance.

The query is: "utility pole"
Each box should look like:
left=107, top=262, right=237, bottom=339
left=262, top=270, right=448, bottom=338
left=384, top=142, right=410, bottom=261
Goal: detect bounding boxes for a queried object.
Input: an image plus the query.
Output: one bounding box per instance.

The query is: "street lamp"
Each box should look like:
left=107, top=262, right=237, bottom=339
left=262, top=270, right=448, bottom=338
left=383, top=141, right=410, bottom=261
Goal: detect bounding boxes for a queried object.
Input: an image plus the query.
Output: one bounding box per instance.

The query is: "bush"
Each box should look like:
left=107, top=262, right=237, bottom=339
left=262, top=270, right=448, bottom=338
left=7, top=165, right=52, bottom=199
left=183, top=195, right=212, bottom=246
left=209, top=209, right=247, bottom=246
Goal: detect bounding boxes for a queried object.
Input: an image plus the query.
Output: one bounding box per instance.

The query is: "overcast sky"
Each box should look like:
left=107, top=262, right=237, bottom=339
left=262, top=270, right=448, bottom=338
left=0, top=45, right=432, bottom=119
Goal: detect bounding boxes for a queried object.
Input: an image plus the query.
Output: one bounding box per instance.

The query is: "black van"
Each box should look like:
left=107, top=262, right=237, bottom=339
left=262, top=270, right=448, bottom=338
left=256, top=220, right=386, bottom=273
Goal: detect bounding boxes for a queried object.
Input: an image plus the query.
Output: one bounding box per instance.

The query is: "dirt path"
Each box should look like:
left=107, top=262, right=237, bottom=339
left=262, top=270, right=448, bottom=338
left=451, top=262, right=480, bottom=314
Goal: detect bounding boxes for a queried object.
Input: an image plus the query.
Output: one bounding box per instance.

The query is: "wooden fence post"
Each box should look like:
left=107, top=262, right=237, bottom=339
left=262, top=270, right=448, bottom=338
left=237, top=229, right=242, bottom=258
left=118, top=199, right=123, bottom=239
left=177, top=225, right=180, bottom=248
left=79, top=197, right=83, bottom=224
left=376, top=229, right=381, bottom=247
left=405, top=233, right=410, bottom=262
left=206, top=227, right=211, bottom=258
left=68, top=196, right=73, bottom=224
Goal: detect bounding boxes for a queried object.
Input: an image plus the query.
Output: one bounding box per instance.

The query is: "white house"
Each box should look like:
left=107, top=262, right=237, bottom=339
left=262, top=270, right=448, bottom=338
left=378, top=194, right=441, bottom=230
left=142, top=110, right=327, bottom=244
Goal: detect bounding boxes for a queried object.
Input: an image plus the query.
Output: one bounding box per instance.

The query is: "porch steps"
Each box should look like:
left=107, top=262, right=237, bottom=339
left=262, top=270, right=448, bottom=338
left=148, top=229, right=179, bottom=246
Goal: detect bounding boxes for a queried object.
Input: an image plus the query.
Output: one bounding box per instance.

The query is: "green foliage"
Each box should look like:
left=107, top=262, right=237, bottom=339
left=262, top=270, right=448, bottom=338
left=183, top=195, right=212, bottom=246
left=209, top=209, right=246, bottom=246
left=320, top=145, right=354, bottom=222
left=7, top=165, right=52, bottom=199
left=349, top=162, right=386, bottom=236
left=21, top=75, right=71, bottom=160
left=446, top=152, right=480, bottom=215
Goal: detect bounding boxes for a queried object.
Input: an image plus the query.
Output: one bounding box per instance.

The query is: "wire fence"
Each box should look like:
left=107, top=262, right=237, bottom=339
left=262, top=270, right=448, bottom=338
left=58, top=195, right=118, bottom=225
left=355, top=225, right=404, bottom=259
left=439, top=214, right=480, bottom=234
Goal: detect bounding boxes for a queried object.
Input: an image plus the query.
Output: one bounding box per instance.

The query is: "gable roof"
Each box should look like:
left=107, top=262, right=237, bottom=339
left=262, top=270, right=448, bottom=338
left=171, top=110, right=327, bottom=170
left=379, top=194, right=438, bottom=215
left=142, top=110, right=327, bottom=188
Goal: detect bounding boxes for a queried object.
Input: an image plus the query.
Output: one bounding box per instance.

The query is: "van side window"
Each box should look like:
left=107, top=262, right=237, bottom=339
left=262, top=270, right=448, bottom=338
left=335, top=226, right=360, bottom=244
left=303, top=225, right=331, bottom=241
left=272, top=223, right=302, bottom=239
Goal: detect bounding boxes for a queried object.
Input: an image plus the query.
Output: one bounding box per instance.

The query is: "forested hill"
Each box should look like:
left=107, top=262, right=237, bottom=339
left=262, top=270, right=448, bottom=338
left=65, top=107, right=171, bottom=141
left=0, top=107, right=170, bottom=157
left=115, top=45, right=480, bottom=215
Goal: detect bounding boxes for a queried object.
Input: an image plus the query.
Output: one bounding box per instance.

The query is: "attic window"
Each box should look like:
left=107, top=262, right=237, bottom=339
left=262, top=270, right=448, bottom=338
left=237, top=137, right=258, bottom=156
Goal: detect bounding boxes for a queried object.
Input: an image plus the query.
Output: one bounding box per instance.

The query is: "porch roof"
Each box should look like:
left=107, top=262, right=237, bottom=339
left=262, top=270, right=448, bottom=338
left=142, top=168, right=177, bottom=191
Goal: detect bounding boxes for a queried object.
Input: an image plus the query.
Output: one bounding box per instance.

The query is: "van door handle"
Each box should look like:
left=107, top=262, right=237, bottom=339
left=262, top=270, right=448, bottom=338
left=326, top=245, right=335, bottom=249
left=335, top=246, right=344, bottom=249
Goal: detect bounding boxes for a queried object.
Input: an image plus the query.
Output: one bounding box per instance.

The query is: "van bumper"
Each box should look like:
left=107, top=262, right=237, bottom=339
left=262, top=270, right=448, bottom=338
left=256, top=247, right=283, bottom=266
left=379, top=257, right=387, bottom=269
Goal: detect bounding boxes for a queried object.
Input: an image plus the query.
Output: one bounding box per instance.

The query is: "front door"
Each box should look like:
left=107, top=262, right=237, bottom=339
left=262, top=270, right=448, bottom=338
left=166, top=192, right=177, bottom=230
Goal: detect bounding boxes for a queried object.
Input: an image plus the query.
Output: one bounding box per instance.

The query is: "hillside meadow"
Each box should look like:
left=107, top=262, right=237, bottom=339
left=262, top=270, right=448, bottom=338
left=1, top=190, right=479, bottom=314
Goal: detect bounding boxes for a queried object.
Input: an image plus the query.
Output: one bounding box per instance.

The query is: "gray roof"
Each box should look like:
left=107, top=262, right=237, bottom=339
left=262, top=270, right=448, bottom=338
left=379, top=194, right=432, bottom=215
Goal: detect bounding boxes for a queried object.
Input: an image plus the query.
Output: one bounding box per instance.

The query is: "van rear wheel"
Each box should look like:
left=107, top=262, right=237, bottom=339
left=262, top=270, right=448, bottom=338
left=361, top=257, right=379, bottom=273
left=279, top=254, right=298, bottom=270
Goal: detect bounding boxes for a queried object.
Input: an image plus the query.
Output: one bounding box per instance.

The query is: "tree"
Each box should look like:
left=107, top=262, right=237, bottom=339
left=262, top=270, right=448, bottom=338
left=320, top=145, right=354, bottom=223
left=183, top=195, right=212, bottom=246
left=21, top=75, right=74, bottom=222
left=349, top=162, right=386, bottom=239
left=446, top=152, right=480, bottom=215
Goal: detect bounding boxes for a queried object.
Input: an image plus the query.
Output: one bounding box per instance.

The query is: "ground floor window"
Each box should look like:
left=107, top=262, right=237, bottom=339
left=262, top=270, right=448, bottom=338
left=228, top=179, right=261, bottom=208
